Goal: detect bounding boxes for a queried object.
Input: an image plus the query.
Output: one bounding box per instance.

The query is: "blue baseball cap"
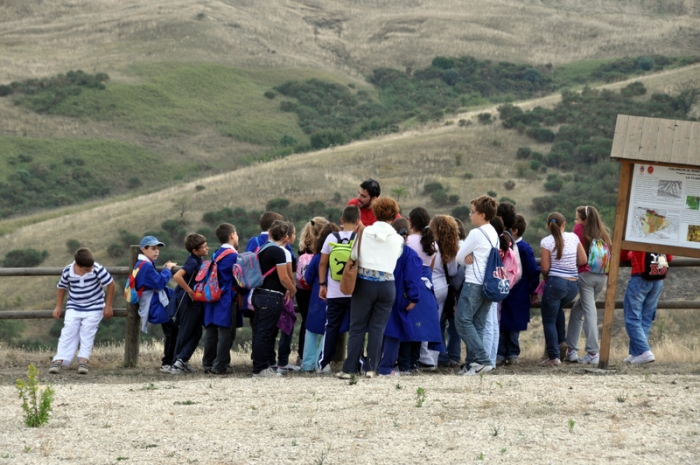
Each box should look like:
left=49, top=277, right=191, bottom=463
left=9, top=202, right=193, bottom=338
left=139, top=235, right=165, bottom=249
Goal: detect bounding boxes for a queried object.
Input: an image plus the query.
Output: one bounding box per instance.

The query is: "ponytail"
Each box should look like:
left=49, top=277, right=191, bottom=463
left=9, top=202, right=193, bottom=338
left=547, top=212, right=566, bottom=260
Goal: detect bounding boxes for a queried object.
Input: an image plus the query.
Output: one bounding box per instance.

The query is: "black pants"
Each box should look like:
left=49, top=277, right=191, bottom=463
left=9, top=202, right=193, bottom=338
left=251, top=290, right=285, bottom=374
left=173, top=301, right=203, bottom=363
left=319, top=297, right=351, bottom=369
left=202, top=301, right=237, bottom=372
left=295, top=288, right=311, bottom=359
left=161, top=320, right=179, bottom=367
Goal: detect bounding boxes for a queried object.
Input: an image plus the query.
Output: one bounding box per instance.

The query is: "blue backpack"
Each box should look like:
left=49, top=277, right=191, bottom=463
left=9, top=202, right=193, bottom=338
left=475, top=228, right=511, bottom=302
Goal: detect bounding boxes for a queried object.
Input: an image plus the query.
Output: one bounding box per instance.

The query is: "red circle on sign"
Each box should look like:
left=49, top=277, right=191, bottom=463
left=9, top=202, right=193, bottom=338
left=647, top=166, right=654, bottom=174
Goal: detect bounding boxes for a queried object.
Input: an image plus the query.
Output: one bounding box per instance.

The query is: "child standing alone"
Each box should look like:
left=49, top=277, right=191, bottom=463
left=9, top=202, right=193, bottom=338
left=50, top=248, right=115, bottom=375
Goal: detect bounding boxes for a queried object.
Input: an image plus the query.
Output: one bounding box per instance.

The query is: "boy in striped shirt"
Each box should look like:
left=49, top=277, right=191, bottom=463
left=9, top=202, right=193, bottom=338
left=49, top=248, right=115, bottom=375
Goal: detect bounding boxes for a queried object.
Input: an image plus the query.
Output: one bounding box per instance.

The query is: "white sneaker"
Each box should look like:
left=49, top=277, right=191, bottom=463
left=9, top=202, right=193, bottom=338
left=160, top=365, right=172, bottom=373
left=365, top=371, right=377, bottom=379
left=631, top=351, right=655, bottom=365
left=462, top=364, right=494, bottom=376
left=253, top=367, right=280, bottom=378
left=577, top=353, right=599, bottom=365
left=566, top=349, right=579, bottom=362
left=173, top=359, right=196, bottom=373
left=317, top=364, right=332, bottom=375
left=623, top=354, right=634, bottom=364
left=277, top=363, right=301, bottom=373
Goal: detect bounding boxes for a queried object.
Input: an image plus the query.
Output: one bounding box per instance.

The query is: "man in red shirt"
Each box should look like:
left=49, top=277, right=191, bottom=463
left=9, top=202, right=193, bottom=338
left=347, top=178, right=381, bottom=226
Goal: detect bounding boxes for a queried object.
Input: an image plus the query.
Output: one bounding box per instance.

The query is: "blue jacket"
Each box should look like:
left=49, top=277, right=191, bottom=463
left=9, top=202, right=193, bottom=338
left=203, top=247, right=238, bottom=328
left=134, top=255, right=173, bottom=328
left=303, top=254, right=327, bottom=334
left=501, top=239, right=540, bottom=332
left=384, top=246, right=444, bottom=351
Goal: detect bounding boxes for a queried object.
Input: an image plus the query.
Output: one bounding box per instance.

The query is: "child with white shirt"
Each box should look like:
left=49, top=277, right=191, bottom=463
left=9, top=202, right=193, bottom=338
left=50, top=248, right=115, bottom=375
left=454, top=195, right=499, bottom=376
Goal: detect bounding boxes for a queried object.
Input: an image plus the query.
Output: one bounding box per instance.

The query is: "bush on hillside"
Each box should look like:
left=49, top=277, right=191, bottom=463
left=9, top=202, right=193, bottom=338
left=3, top=249, right=48, bottom=268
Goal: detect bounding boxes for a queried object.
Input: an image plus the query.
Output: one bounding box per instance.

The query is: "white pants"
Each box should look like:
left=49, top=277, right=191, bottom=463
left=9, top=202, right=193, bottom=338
left=419, top=285, right=448, bottom=366
left=53, top=309, right=103, bottom=365
left=482, top=302, right=499, bottom=366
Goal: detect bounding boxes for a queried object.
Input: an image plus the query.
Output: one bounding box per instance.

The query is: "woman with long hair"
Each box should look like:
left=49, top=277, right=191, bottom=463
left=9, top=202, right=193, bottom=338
left=539, top=212, right=587, bottom=367
left=565, top=205, right=612, bottom=364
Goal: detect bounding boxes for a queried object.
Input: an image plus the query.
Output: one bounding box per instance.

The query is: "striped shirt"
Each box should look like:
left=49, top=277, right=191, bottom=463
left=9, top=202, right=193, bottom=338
left=541, top=232, right=580, bottom=279
left=57, top=262, right=114, bottom=311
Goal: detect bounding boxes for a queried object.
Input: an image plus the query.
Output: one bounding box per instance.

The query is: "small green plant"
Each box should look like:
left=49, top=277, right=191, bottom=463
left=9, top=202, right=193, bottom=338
left=477, top=452, right=484, bottom=460
left=15, top=364, right=54, bottom=428
left=568, top=419, right=576, bottom=433
left=491, top=424, right=501, bottom=436
left=292, top=440, right=298, bottom=446
left=174, top=400, right=197, bottom=405
left=615, top=392, right=628, bottom=403
left=116, top=457, right=128, bottom=461
left=500, top=448, right=506, bottom=454
left=349, top=375, right=358, bottom=386
left=415, top=387, right=426, bottom=407
left=395, top=382, right=403, bottom=390
left=140, top=383, right=158, bottom=391
left=23, top=446, right=31, bottom=453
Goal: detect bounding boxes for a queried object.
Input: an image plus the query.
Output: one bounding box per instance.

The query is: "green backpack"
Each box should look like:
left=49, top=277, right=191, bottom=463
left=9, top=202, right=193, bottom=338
left=328, top=232, right=357, bottom=281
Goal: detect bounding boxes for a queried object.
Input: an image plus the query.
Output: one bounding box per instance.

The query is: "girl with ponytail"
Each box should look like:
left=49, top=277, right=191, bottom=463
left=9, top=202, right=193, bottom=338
left=539, top=212, right=587, bottom=367
left=565, top=206, right=612, bottom=365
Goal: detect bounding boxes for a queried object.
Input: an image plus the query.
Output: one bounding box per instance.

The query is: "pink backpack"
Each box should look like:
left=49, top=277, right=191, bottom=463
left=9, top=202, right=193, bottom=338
left=501, top=247, right=521, bottom=290
left=296, top=253, right=314, bottom=290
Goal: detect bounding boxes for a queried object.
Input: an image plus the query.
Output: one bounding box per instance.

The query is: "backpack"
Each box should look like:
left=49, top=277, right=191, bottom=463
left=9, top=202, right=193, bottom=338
left=192, top=249, right=234, bottom=303
left=503, top=231, right=522, bottom=286
left=296, top=253, right=314, bottom=290
left=475, top=228, right=510, bottom=302
left=232, top=242, right=276, bottom=290
left=587, top=238, right=611, bottom=274
left=501, top=247, right=521, bottom=290
left=328, top=232, right=356, bottom=282
left=124, top=260, right=147, bottom=305
left=641, top=252, right=669, bottom=281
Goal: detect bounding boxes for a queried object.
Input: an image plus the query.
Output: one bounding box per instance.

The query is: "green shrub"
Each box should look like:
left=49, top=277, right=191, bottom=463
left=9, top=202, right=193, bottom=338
left=310, top=130, right=346, bottom=149
left=15, top=364, right=54, bottom=427
left=127, top=177, right=142, bottom=189
left=499, top=197, right=517, bottom=205
left=487, top=190, right=497, bottom=198
left=263, top=90, right=276, bottom=99
left=477, top=113, right=492, bottom=124
left=266, top=198, right=290, bottom=211
left=451, top=205, right=471, bottom=221
left=463, top=172, right=474, bottom=179
left=423, top=182, right=444, bottom=195
left=503, top=180, right=516, bottom=190
left=431, top=189, right=449, bottom=205
left=448, top=194, right=460, bottom=205
left=107, top=243, right=125, bottom=259
left=516, top=147, right=531, bottom=159
left=65, top=239, right=81, bottom=253
left=3, top=249, right=48, bottom=267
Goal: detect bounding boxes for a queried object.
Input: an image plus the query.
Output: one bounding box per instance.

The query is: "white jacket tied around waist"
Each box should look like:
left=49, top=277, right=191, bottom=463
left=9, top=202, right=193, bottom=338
left=353, top=221, right=404, bottom=274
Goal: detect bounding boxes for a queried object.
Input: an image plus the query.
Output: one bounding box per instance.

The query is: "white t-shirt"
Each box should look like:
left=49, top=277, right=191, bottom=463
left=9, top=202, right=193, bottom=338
left=456, top=224, right=499, bottom=285
left=321, top=231, right=355, bottom=299
left=406, top=234, right=434, bottom=267
left=541, top=232, right=580, bottom=279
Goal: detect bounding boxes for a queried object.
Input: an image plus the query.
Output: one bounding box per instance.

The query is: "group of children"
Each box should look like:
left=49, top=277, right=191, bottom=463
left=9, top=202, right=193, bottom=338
left=48, top=194, right=669, bottom=376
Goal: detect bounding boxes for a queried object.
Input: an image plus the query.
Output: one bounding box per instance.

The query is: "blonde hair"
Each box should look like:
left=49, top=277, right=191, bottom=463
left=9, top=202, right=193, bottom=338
left=299, top=216, right=328, bottom=253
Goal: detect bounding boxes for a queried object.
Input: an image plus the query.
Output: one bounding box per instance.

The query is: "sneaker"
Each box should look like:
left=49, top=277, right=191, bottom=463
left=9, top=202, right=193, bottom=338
left=538, top=358, right=562, bottom=367
left=78, top=363, right=89, bottom=375
left=398, top=370, right=413, bottom=376
left=168, top=365, right=183, bottom=374
left=210, top=367, right=230, bottom=375
left=203, top=366, right=213, bottom=374
left=566, top=349, right=579, bottom=362
left=160, top=365, right=172, bottom=373
left=505, top=357, right=520, bottom=366
left=336, top=372, right=352, bottom=380
left=462, top=364, right=494, bottom=376
left=252, top=367, right=279, bottom=378
left=578, top=353, right=600, bottom=365
left=496, top=358, right=506, bottom=367
left=365, top=371, right=377, bottom=379
left=277, top=363, right=301, bottom=373
left=631, top=351, right=655, bottom=365
left=49, top=361, right=62, bottom=374
left=173, top=359, right=196, bottom=374
left=418, top=362, right=436, bottom=371
left=317, top=364, right=332, bottom=375
left=623, top=355, right=634, bottom=364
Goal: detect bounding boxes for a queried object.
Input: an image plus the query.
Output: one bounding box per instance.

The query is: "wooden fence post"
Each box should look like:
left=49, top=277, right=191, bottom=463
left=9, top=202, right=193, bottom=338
left=123, top=245, right=140, bottom=367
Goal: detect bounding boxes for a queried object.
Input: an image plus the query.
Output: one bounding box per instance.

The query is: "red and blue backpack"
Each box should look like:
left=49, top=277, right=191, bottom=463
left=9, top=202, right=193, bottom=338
left=192, top=249, right=234, bottom=303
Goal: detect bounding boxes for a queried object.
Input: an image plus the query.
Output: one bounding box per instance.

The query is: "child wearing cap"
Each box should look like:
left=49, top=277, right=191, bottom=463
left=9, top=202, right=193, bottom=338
left=134, top=235, right=177, bottom=372
left=49, top=248, right=115, bottom=375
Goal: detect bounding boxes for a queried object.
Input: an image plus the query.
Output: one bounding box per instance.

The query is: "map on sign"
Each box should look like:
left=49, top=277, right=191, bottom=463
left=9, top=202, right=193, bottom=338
left=628, top=207, right=678, bottom=241
left=625, top=164, right=700, bottom=250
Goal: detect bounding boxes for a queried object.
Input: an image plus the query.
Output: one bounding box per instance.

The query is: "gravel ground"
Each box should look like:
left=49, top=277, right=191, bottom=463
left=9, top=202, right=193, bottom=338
left=2, top=362, right=699, bottom=465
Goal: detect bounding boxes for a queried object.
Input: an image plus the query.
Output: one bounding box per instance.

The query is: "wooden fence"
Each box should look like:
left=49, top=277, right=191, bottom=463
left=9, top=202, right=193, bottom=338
left=1, top=247, right=699, bottom=367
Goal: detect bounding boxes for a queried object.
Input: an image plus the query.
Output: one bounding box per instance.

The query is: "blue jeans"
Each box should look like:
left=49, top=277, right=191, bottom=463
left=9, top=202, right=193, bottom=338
left=439, top=312, right=462, bottom=364
left=623, top=276, right=663, bottom=356
left=251, top=290, right=285, bottom=374
left=497, top=330, right=520, bottom=360
left=454, top=283, right=492, bottom=366
left=541, top=276, right=578, bottom=360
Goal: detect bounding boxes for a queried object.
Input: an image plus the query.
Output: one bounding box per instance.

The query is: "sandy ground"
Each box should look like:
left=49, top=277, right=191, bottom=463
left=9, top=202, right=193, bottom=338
left=2, top=360, right=699, bottom=465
